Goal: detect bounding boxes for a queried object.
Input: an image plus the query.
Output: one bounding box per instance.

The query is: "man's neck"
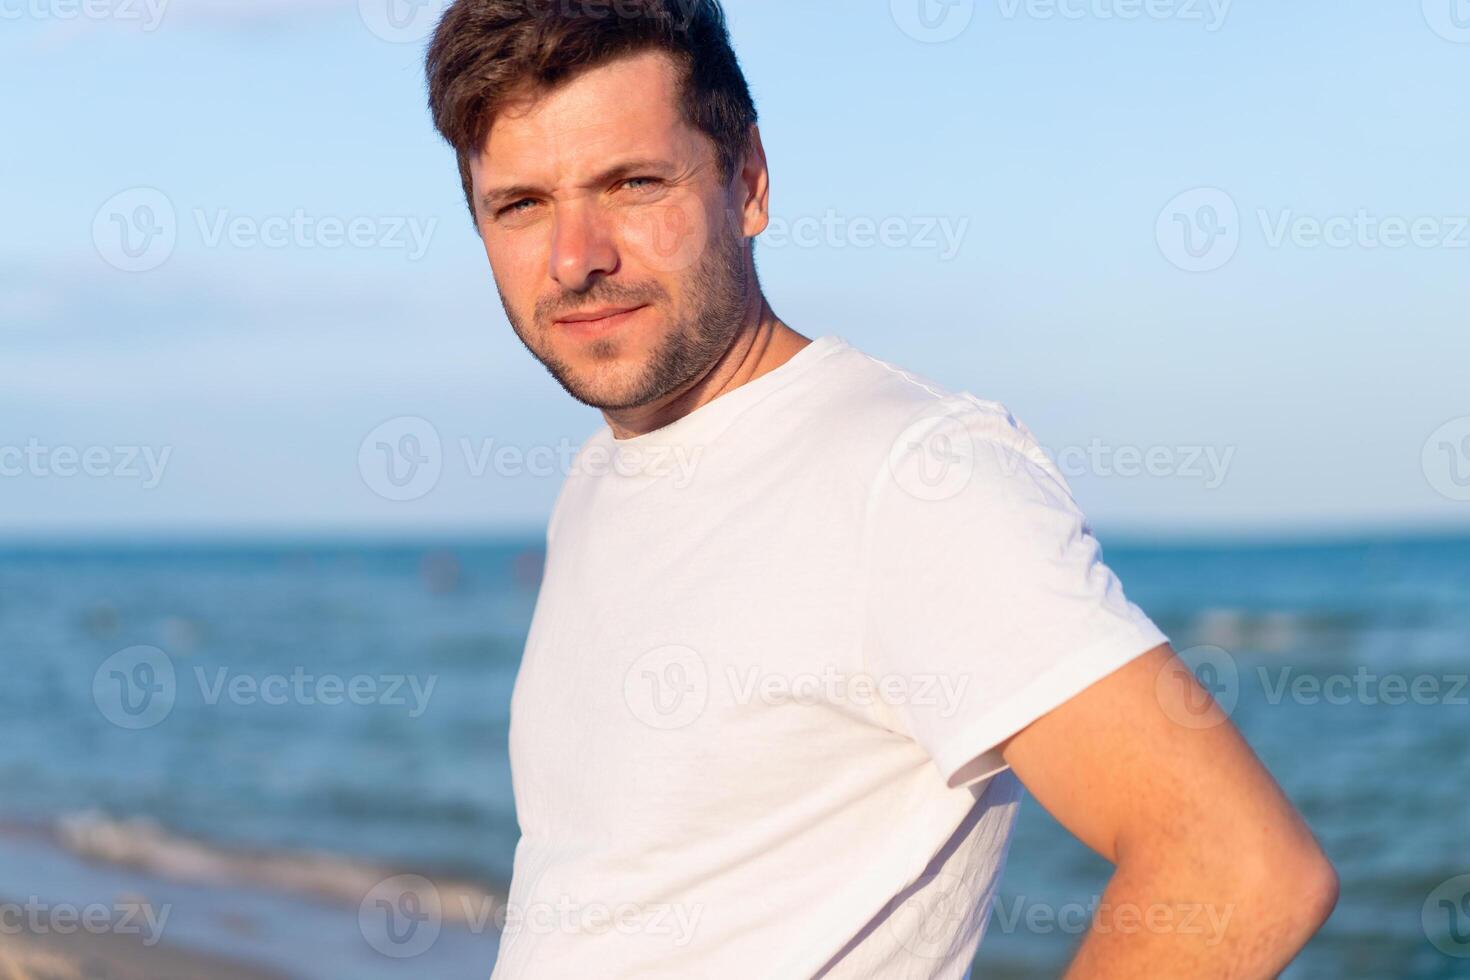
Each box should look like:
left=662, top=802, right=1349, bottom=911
left=603, top=299, right=811, bottom=441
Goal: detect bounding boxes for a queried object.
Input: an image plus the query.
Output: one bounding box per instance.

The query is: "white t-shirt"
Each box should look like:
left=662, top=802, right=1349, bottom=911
left=491, top=336, right=1166, bottom=979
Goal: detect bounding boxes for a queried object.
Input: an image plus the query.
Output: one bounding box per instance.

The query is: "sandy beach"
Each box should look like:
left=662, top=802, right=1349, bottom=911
left=0, top=924, right=291, bottom=980
left=0, top=817, right=501, bottom=980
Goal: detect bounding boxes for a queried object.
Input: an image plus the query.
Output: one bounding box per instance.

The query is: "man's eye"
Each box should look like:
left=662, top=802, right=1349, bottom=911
left=498, top=199, right=538, bottom=218
left=621, top=177, right=661, bottom=192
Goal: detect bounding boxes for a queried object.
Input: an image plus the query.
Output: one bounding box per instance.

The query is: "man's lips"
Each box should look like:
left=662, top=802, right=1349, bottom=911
left=551, top=304, right=651, bottom=336
left=553, top=304, right=649, bottom=325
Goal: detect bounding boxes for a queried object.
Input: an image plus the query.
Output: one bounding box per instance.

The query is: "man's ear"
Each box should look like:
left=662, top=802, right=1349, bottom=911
left=736, top=124, right=770, bottom=240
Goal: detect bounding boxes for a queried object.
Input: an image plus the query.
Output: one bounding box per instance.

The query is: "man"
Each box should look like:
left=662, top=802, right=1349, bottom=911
left=425, top=2, right=1337, bottom=976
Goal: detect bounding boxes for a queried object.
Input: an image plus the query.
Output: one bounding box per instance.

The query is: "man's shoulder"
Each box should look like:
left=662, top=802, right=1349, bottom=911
left=807, top=339, right=1034, bottom=456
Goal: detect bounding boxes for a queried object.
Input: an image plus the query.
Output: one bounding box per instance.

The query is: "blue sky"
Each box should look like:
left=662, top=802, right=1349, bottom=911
left=3, top=0, right=1468, bottom=539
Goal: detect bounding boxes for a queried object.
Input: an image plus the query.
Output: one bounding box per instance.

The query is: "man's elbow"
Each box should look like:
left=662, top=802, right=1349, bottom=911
left=1240, top=836, right=1339, bottom=946
left=1286, top=846, right=1340, bottom=936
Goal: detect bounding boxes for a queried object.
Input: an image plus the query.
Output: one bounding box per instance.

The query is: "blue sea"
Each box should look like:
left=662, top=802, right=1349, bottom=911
left=2, top=534, right=1466, bottom=978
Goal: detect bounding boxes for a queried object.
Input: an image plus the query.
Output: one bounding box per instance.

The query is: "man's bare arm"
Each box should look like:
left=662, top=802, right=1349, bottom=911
left=1000, top=643, right=1338, bottom=978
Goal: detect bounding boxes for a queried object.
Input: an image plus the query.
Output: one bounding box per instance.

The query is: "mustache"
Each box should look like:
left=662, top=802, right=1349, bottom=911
left=536, top=281, right=669, bottom=326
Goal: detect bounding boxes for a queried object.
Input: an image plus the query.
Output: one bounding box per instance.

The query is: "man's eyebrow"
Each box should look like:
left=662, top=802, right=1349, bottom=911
left=479, top=158, right=680, bottom=214
left=479, top=183, right=544, bottom=215
left=591, top=158, right=679, bottom=186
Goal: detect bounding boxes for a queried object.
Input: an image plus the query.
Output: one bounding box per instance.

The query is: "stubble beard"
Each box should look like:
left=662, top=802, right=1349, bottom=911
left=499, top=217, right=751, bottom=412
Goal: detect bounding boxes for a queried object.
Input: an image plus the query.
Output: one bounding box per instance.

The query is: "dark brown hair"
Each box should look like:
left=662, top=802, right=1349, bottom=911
left=425, top=0, right=758, bottom=222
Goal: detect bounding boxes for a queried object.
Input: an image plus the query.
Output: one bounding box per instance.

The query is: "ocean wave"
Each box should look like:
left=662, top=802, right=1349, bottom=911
left=50, top=811, right=501, bottom=925
left=1159, top=605, right=1402, bottom=655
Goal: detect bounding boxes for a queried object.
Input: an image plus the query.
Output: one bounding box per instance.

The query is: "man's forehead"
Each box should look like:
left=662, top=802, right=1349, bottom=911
left=476, top=51, right=692, bottom=178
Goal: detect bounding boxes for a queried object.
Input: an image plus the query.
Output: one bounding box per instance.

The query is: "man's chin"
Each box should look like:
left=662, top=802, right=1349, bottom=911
left=547, top=353, right=663, bottom=412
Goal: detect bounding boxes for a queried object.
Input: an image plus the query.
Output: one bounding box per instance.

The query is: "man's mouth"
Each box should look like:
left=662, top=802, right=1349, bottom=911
left=553, top=304, right=650, bottom=334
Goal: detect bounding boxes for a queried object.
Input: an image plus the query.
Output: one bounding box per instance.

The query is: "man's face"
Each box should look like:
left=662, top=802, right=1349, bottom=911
left=471, top=50, right=757, bottom=411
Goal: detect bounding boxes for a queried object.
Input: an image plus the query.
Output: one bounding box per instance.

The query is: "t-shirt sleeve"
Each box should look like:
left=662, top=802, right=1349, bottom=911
left=860, top=400, right=1168, bottom=789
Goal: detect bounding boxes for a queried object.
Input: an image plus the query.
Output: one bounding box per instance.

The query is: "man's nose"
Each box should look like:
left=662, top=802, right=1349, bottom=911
left=548, top=199, right=618, bottom=292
